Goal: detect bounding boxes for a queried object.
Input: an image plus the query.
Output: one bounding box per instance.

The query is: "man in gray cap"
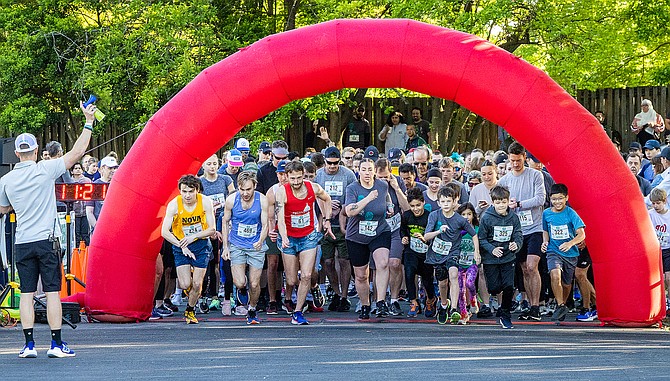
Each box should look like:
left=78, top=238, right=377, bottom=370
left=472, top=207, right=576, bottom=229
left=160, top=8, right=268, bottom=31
left=0, top=102, right=97, bottom=358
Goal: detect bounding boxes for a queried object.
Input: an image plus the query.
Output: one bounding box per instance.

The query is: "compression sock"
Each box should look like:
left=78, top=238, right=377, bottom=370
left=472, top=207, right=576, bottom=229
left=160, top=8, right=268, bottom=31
left=23, top=328, right=34, bottom=345
left=51, top=329, right=62, bottom=346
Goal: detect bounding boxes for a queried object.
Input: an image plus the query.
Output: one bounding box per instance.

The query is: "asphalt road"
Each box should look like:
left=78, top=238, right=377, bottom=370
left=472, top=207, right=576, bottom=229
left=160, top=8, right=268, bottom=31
left=1, top=308, right=669, bottom=380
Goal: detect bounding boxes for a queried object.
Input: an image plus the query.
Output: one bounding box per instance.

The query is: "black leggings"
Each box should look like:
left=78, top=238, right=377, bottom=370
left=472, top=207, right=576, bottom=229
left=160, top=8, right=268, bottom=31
left=404, top=253, right=436, bottom=301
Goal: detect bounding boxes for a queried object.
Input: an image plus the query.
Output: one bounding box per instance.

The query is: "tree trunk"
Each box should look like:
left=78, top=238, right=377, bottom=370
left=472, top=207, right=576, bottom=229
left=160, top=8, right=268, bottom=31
left=283, top=0, right=301, bottom=31
left=465, top=116, right=486, bottom=151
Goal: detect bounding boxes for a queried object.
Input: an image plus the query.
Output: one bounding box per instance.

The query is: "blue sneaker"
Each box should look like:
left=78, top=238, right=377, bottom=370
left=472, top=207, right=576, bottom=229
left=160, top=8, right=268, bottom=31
left=246, top=309, right=261, bottom=325
left=291, top=311, right=309, bottom=325
left=19, top=342, right=37, bottom=358
left=47, top=341, right=75, bottom=358
left=577, top=309, right=597, bottom=322
left=149, top=308, right=163, bottom=320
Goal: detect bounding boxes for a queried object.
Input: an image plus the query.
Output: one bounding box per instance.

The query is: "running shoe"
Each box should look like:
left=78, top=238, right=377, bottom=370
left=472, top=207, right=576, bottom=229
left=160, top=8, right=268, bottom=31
left=407, top=301, right=420, bottom=318
left=458, top=310, right=469, bottom=325
left=518, top=310, right=531, bottom=320
left=577, top=309, right=598, bottom=322
left=236, top=288, right=250, bottom=307
left=291, top=311, right=309, bottom=325
left=282, top=299, right=296, bottom=314
left=149, top=308, right=163, bottom=320
left=489, top=296, right=500, bottom=311
left=589, top=309, right=598, bottom=320
left=266, top=301, right=278, bottom=315
left=234, top=305, right=248, bottom=316
left=47, top=341, right=76, bottom=358
left=185, top=310, right=199, bottom=324
left=246, top=309, right=261, bottom=325
left=389, top=301, right=403, bottom=316
left=337, top=298, right=351, bottom=312
left=552, top=304, right=568, bottom=322
left=425, top=297, right=437, bottom=318
left=328, top=294, right=341, bottom=311
left=156, top=305, right=174, bottom=317
left=529, top=306, right=542, bottom=321
left=469, top=298, right=480, bottom=315
left=519, top=300, right=531, bottom=313
left=450, top=309, right=461, bottom=324
left=310, top=286, right=326, bottom=308
left=256, top=296, right=267, bottom=313
left=19, top=342, right=37, bottom=358
left=355, top=300, right=362, bottom=313
left=209, top=298, right=221, bottom=311
left=222, top=300, right=232, bottom=316
left=376, top=301, right=389, bottom=318
left=437, top=304, right=449, bottom=325
left=307, top=300, right=324, bottom=313
left=358, top=305, right=371, bottom=320
left=398, top=289, right=408, bottom=302
left=171, top=292, right=184, bottom=306
left=198, top=300, right=210, bottom=314
left=499, top=315, right=514, bottom=329
left=163, top=299, right=179, bottom=312
left=477, top=305, right=493, bottom=318
left=348, top=285, right=358, bottom=298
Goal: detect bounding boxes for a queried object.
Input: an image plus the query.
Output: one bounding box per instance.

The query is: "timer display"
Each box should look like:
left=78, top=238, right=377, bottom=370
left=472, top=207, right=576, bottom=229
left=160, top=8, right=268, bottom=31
left=55, top=183, right=108, bottom=202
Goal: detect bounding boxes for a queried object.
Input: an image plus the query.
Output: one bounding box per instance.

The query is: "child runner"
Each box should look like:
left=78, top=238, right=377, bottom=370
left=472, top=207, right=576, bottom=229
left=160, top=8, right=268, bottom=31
left=540, top=183, right=586, bottom=323
left=478, top=185, right=523, bottom=329
left=456, top=202, right=480, bottom=324
left=400, top=187, right=437, bottom=318
left=648, top=188, right=670, bottom=311
left=422, top=187, right=479, bottom=325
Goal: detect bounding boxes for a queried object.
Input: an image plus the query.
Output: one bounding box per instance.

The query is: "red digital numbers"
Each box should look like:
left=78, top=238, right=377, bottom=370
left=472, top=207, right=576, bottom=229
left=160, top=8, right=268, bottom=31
left=55, top=183, right=108, bottom=202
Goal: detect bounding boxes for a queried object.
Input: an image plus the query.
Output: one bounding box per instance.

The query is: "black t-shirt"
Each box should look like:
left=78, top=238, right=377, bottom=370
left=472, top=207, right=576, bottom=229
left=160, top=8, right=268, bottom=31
left=343, top=117, right=371, bottom=149
left=401, top=209, right=430, bottom=258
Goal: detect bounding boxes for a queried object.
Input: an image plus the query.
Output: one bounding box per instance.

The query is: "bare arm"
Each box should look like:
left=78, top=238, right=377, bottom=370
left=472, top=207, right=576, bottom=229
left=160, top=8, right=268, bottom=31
left=221, top=194, right=234, bottom=251
left=0, top=205, right=13, bottom=214
left=345, top=190, right=377, bottom=217
left=161, top=200, right=181, bottom=247
left=200, top=196, right=217, bottom=240
left=63, top=102, right=96, bottom=169
left=258, top=195, right=269, bottom=243
left=86, top=205, right=97, bottom=229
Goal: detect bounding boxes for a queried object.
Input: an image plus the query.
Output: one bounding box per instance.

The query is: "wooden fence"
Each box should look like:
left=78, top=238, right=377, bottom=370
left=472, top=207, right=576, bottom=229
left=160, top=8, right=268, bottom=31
left=576, top=86, right=670, bottom=150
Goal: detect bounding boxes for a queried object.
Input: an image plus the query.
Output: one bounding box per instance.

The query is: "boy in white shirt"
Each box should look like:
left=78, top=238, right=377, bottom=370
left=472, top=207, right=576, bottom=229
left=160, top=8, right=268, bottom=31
left=648, top=188, right=670, bottom=310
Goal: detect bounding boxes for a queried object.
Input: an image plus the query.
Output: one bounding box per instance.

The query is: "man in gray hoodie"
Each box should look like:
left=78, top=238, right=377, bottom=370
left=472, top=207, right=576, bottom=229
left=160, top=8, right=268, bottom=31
left=478, top=185, right=524, bottom=329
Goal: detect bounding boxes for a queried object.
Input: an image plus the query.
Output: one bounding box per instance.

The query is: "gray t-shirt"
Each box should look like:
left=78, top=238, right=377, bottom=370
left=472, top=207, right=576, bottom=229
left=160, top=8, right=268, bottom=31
left=498, top=167, right=546, bottom=235
left=425, top=210, right=475, bottom=265
left=344, top=179, right=391, bottom=244
left=315, top=166, right=357, bottom=226
left=200, top=174, right=233, bottom=217
left=385, top=175, right=407, bottom=233
left=0, top=158, right=66, bottom=244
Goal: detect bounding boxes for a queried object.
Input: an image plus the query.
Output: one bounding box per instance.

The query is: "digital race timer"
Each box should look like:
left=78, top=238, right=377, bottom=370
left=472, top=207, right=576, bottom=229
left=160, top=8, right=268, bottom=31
left=55, top=183, right=108, bottom=202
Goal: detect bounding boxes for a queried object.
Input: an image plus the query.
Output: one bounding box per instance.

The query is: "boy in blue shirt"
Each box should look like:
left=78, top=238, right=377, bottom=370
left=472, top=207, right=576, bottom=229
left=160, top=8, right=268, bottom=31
left=540, top=183, right=585, bottom=323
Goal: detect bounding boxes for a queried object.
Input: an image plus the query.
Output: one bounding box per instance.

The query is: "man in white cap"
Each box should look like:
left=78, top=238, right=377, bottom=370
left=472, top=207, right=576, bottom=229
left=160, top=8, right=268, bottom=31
left=235, top=138, right=255, bottom=162
left=0, top=102, right=97, bottom=358
left=86, top=155, right=119, bottom=234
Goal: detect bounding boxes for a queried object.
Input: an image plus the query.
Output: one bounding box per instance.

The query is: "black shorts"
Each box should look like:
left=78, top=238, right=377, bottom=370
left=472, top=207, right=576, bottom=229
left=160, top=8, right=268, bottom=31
left=434, top=262, right=458, bottom=282
left=663, top=248, right=670, bottom=273
left=483, top=261, right=515, bottom=295
left=516, top=232, right=543, bottom=263
left=347, top=231, right=392, bottom=267
left=577, top=247, right=592, bottom=269
left=15, top=239, right=62, bottom=293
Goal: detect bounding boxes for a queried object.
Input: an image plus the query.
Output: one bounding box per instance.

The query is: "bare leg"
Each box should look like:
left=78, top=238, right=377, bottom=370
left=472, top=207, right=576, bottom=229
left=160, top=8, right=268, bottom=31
left=45, top=291, right=63, bottom=330
left=19, top=292, right=35, bottom=330
left=372, top=249, right=390, bottom=303
left=295, top=249, right=317, bottom=311
left=389, top=258, right=402, bottom=300
left=248, top=267, right=263, bottom=308
left=525, top=255, right=542, bottom=306
left=354, top=265, right=370, bottom=306
left=267, top=255, right=279, bottom=303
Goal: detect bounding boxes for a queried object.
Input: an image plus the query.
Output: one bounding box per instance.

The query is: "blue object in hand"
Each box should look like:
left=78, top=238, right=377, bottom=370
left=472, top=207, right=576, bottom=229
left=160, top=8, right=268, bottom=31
left=83, top=94, right=97, bottom=107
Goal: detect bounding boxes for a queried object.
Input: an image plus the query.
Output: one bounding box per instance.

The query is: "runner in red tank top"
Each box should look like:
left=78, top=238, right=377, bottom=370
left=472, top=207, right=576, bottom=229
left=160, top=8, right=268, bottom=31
left=275, top=161, right=335, bottom=325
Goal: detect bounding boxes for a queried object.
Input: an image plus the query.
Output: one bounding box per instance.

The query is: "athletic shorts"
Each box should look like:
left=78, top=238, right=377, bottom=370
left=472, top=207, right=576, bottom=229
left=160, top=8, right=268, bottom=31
left=663, top=248, right=670, bottom=273
left=277, top=231, right=323, bottom=256
left=546, top=252, right=578, bottom=285
left=230, top=243, right=267, bottom=269
left=433, top=259, right=459, bottom=282
left=320, top=229, right=349, bottom=260
left=483, top=261, right=515, bottom=295
left=516, top=232, right=543, bottom=264
left=265, top=236, right=281, bottom=256
left=15, top=239, right=61, bottom=293
left=577, top=247, right=592, bottom=269
left=388, top=230, right=403, bottom=260
left=347, top=231, right=392, bottom=267
left=173, top=239, right=212, bottom=269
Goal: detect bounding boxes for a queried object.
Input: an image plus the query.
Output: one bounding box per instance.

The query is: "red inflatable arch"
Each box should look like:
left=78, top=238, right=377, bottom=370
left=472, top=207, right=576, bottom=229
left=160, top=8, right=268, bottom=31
left=82, top=19, right=664, bottom=326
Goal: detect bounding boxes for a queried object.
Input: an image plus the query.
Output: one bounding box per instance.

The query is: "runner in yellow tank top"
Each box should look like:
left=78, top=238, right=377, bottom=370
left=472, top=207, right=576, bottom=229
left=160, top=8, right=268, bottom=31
left=161, top=175, right=216, bottom=324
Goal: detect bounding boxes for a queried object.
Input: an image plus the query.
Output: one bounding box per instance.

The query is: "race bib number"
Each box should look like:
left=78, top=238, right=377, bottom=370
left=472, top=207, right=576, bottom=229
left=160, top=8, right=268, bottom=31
left=291, top=213, right=311, bottom=229
left=518, top=210, right=533, bottom=227
left=324, top=181, right=344, bottom=197
left=209, top=193, right=226, bottom=205
left=237, top=223, right=258, bottom=238
left=350, top=134, right=360, bottom=143
left=410, top=237, right=428, bottom=253
left=359, top=220, right=378, bottom=236
left=550, top=224, right=570, bottom=240
left=386, top=213, right=401, bottom=232
left=182, top=223, right=203, bottom=238
left=458, top=251, right=475, bottom=266
left=432, top=237, right=452, bottom=256
left=493, top=226, right=513, bottom=242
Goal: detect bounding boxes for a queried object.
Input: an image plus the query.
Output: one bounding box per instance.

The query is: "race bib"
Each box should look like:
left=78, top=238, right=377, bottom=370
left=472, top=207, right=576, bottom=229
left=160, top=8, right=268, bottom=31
left=237, top=223, right=258, bottom=238
left=518, top=210, right=533, bottom=227
left=182, top=223, right=203, bottom=238
left=410, top=237, right=428, bottom=253
left=493, top=226, right=513, bottom=242
left=458, top=251, right=475, bottom=266
left=359, top=220, right=378, bottom=236
left=432, top=237, right=452, bottom=256
left=550, top=224, right=570, bottom=240
left=350, top=134, right=360, bottom=143
left=386, top=213, right=401, bottom=232
left=324, top=181, right=344, bottom=197
left=656, top=230, right=669, bottom=246
left=209, top=193, right=226, bottom=205
left=291, top=213, right=311, bottom=229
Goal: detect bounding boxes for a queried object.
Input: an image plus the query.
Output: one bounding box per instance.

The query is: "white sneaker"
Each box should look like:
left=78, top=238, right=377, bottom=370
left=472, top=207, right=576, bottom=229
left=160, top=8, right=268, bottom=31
left=222, top=300, right=232, bottom=316
left=47, top=341, right=75, bottom=358
left=19, top=342, right=37, bottom=358
left=355, top=300, right=362, bottom=313
left=171, top=293, right=183, bottom=306
left=234, top=305, right=248, bottom=316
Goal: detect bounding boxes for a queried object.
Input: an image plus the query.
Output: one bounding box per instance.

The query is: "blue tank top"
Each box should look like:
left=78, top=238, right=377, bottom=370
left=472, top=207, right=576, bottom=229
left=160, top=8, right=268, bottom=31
left=229, top=191, right=263, bottom=248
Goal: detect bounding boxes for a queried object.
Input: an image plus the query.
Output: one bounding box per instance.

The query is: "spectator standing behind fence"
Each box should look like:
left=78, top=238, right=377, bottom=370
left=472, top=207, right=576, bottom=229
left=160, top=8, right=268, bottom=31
left=0, top=102, right=97, bottom=359
left=378, top=111, right=408, bottom=154
left=342, top=106, right=371, bottom=150
left=631, top=99, right=665, bottom=147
